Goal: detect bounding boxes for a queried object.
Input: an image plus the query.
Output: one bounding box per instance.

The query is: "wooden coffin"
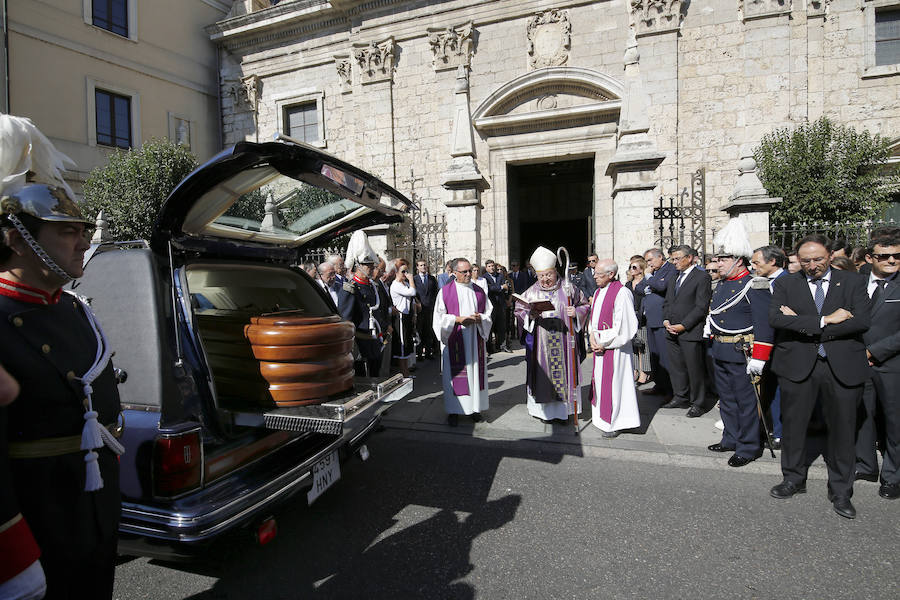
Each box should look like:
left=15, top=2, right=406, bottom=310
left=245, top=312, right=356, bottom=407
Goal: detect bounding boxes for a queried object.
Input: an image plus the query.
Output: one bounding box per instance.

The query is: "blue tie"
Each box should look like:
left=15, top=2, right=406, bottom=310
left=675, top=272, right=685, bottom=293
left=814, top=279, right=826, bottom=357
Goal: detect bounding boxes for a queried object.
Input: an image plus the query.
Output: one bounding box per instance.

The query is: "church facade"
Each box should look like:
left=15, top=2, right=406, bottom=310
left=209, top=0, right=900, bottom=268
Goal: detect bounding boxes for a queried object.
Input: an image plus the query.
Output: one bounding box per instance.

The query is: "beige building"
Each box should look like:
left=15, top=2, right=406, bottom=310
left=208, top=0, right=900, bottom=268
left=3, top=0, right=230, bottom=194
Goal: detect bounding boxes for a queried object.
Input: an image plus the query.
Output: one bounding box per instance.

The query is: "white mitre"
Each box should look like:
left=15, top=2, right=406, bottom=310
left=713, top=218, right=753, bottom=258
left=345, top=230, right=377, bottom=271
left=530, top=246, right=558, bottom=272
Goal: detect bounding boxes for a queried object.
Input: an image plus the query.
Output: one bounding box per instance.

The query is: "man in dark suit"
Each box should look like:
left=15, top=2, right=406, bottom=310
left=581, top=254, right=599, bottom=298
left=414, top=260, right=439, bottom=360
left=509, top=260, right=534, bottom=294
left=662, top=245, right=712, bottom=416
left=633, top=248, right=677, bottom=398
left=483, top=259, right=509, bottom=353
left=855, top=235, right=900, bottom=500
left=768, top=234, right=871, bottom=519
left=751, top=245, right=789, bottom=448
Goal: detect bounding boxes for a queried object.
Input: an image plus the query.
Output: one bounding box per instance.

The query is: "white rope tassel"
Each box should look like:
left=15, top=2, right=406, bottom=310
left=67, top=292, right=125, bottom=491
left=83, top=450, right=103, bottom=492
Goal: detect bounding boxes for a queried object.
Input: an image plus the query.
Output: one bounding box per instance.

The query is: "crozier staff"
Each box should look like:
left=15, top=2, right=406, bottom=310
left=0, top=114, right=124, bottom=599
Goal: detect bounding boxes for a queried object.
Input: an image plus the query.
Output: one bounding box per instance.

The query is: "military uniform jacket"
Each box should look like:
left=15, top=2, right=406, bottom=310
left=337, top=276, right=383, bottom=360
left=0, top=283, right=121, bottom=576
left=708, top=272, right=774, bottom=363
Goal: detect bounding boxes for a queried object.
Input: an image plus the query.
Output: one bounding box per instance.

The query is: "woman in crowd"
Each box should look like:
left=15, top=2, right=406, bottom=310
left=830, top=255, right=857, bottom=272
left=390, top=258, right=418, bottom=377
left=625, top=255, right=651, bottom=385
left=471, top=264, right=488, bottom=291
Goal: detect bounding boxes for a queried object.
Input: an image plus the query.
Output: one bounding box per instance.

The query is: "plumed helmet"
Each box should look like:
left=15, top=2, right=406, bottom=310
left=344, top=229, right=377, bottom=271
left=0, top=113, right=90, bottom=225
left=529, top=246, right=558, bottom=272
left=713, top=218, right=753, bottom=259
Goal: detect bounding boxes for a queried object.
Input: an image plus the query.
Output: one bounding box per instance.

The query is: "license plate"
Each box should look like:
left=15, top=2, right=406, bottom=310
left=307, top=450, right=341, bottom=505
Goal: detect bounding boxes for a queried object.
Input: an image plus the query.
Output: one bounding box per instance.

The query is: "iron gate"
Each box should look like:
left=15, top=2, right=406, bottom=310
left=392, top=205, right=447, bottom=272
left=653, top=168, right=707, bottom=258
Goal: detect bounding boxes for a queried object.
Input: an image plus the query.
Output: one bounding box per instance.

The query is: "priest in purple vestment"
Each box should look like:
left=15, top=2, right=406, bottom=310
left=515, top=246, right=591, bottom=424
left=588, top=259, right=640, bottom=437
left=433, top=258, right=493, bottom=427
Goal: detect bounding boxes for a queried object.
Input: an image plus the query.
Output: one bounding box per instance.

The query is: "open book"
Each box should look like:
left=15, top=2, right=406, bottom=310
left=511, top=293, right=556, bottom=313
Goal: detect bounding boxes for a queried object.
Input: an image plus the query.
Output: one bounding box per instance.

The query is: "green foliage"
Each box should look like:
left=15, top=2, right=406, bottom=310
left=81, top=139, right=198, bottom=241
left=754, top=116, right=899, bottom=227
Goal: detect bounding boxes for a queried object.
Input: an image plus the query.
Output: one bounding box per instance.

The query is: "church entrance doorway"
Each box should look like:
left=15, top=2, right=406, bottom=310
left=507, top=157, right=594, bottom=271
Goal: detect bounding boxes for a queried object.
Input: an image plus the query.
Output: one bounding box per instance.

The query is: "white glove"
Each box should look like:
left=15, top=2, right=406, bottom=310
left=746, top=358, right=765, bottom=376
left=643, top=286, right=652, bottom=295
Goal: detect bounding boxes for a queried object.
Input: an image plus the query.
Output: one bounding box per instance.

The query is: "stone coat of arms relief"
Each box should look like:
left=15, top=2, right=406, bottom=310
left=526, top=9, right=571, bottom=70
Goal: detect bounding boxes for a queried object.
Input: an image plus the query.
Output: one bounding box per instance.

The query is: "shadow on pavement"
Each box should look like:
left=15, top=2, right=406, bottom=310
left=159, top=427, right=568, bottom=599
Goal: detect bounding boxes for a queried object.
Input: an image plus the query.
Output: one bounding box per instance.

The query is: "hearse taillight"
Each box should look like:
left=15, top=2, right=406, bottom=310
left=153, top=427, right=203, bottom=498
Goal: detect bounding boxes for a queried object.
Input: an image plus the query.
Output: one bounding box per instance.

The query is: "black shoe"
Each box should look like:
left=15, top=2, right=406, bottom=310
left=471, top=412, right=483, bottom=423
left=661, top=399, right=690, bottom=409
left=832, top=497, right=856, bottom=519
left=500, top=345, right=511, bottom=353
left=771, top=438, right=782, bottom=450
left=878, top=482, right=900, bottom=500
left=728, top=454, right=759, bottom=468
left=602, top=430, right=621, bottom=439
left=685, top=406, right=706, bottom=418
left=447, top=414, right=459, bottom=427
left=770, top=480, right=807, bottom=499
left=854, top=471, right=879, bottom=483
left=707, top=443, right=735, bottom=453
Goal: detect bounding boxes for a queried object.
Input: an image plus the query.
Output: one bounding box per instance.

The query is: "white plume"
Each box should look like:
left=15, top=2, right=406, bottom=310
left=0, top=113, right=76, bottom=200
left=713, top=218, right=753, bottom=258
left=345, top=229, right=377, bottom=271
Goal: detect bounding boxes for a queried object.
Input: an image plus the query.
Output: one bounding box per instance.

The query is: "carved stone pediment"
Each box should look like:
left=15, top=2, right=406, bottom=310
left=741, top=0, right=791, bottom=21
left=352, top=38, right=395, bottom=85
left=427, top=22, right=474, bottom=72
left=527, top=10, right=570, bottom=70
left=630, top=0, right=684, bottom=37
left=334, top=54, right=352, bottom=93
left=227, top=74, right=261, bottom=112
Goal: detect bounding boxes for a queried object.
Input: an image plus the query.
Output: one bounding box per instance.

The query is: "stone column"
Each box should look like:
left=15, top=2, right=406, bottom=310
left=721, top=152, right=782, bottom=250
left=441, top=65, right=486, bottom=264
left=605, top=32, right=665, bottom=265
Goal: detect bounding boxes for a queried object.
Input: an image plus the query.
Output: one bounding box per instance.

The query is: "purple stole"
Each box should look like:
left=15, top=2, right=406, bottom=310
left=590, top=280, right=623, bottom=423
left=442, top=282, right=487, bottom=396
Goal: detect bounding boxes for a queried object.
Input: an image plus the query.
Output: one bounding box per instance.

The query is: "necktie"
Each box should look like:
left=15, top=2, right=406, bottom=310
left=675, top=272, right=685, bottom=293
left=814, top=279, right=826, bottom=357
left=871, top=279, right=886, bottom=304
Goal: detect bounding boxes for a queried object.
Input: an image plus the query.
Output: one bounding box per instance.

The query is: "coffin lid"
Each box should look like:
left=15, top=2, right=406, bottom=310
left=151, top=136, right=413, bottom=260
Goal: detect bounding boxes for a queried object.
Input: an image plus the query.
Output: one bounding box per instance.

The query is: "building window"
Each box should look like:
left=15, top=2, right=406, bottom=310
left=92, top=0, right=128, bottom=37
left=876, top=8, right=900, bottom=66
left=95, top=89, right=132, bottom=148
left=284, top=102, right=318, bottom=144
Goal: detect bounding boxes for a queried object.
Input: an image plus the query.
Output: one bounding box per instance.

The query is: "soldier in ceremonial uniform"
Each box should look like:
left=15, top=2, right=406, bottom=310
left=0, top=114, right=123, bottom=599
left=705, top=219, right=774, bottom=467
left=338, top=230, right=386, bottom=376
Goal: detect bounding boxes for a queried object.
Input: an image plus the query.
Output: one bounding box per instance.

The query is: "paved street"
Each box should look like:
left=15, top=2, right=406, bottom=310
left=114, top=350, right=898, bottom=599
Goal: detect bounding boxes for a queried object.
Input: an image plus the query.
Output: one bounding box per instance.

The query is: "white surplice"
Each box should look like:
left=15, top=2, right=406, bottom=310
left=588, top=284, right=640, bottom=432
left=433, top=281, right=493, bottom=415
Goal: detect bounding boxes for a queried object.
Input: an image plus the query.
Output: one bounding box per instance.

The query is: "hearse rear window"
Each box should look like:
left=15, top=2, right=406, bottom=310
left=186, top=263, right=332, bottom=318
left=181, top=166, right=372, bottom=246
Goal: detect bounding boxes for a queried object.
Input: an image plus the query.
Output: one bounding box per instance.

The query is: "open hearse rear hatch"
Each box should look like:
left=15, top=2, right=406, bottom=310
left=149, top=137, right=413, bottom=435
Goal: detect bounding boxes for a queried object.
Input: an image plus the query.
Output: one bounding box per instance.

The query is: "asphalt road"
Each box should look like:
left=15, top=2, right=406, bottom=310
left=113, top=428, right=898, bottom=600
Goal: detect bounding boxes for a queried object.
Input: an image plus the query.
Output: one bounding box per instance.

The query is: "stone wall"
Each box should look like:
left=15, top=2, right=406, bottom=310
left=212, top=0, right=900, bottom=266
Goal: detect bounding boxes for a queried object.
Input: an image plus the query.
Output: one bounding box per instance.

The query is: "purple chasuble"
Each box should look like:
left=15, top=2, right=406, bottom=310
left=442, top=282, right=487, bottom=396
left=591, top=280, right=623, bottom=423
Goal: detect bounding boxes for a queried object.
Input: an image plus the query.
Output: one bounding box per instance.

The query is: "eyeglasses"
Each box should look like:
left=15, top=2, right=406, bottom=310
left=400, top=270, right=408, bottom=274
left=456, top=269, right=471, bottom=274
left=588, top=259, right=597, bottom=263
left=629, top=265, right=640, bottom=270
left=798, top=257, right=828, bottom=265
left=871, top=252, right=900, bottom=261
left=708, top=269, right=718, bottom=274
